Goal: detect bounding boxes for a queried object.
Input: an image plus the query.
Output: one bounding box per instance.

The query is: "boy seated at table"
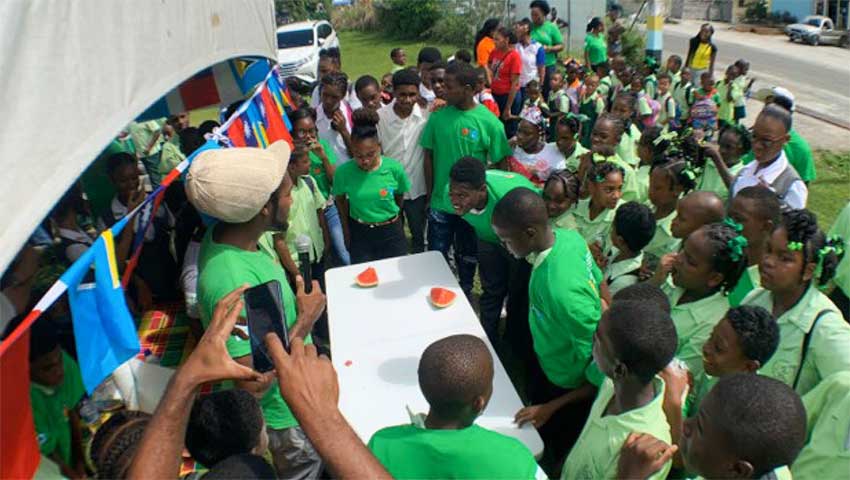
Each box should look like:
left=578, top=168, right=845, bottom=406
left=367, top=334, right=544, bottom=480
left=561, top=300, right=678, bottom=480
left=29, top=321, right=87, bottom=479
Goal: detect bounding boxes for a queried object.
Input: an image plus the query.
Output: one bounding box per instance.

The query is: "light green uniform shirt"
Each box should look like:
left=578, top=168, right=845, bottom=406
left=529, top=229, right=603, bottom=388
left=198, top=227, right=309, bottom=430
left=792, top=371, right=850, bottom=480
left=695, top=466, right=792, bottom=480
left=30, top=351, right=85, bottom=465
left=663, top=285, right=729, bottom=380
left=684, top=371, right=717, bottom=419
left=128, top=119, right=165, bottom=156
left=605, top=252, right=643, bottom=295
left=616, top=123, right=642, bottom=168
left=598, top=76, right=613, bottom=100
left=697, top=160, right=744, bottom=202
left=552, top=209, right=578, bottom=230
left=368, top=423, right=545, bottom=480
left=635, top=164, right=651, bottom=205
left=658, top=92, right=677, bottom=126
left=828, top=202, right=850, bottom=297
left=673, top=82, right=694, bottom=120
left=562, top=142, right=589, bottom=173
left=158, top=137, right=186, bottom=175
left=309, top=138, right=339, bottom=199
left=728, top=264, right=760, bottom=307
left=284, top=176, right=327, bottom=264
left=332, top=157, right=410, bottom=223
left=460, top=171, right=537, bottom=244
left=573, top=197, right=624, bottom=252
left=562, top=377, right=672, bottom=480
left=531, top=21, right=563, bottom=66
left=637, top=94, right=653, bottom=117
left=715, top=80, right=743, bottom=124
left=645, top=210, right=680, bottom=259
left=644, top=75, right=658, bottom=100
left=420, top=105, right=513, bottom=213
left=742, top=285, right=850, bottom=395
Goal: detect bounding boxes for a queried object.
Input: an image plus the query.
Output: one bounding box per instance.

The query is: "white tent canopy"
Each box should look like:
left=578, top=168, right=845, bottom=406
left=0, top=0, right=277, bottom=273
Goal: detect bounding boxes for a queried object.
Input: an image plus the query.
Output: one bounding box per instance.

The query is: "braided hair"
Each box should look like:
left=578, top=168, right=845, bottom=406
left=595, top=113, right=626, bottom=144
left=726, top=305, right=780, bottom=366
left=719, top=122, right=752, bottom=153
left=703, top=222, right=750, bottom=294
left=556, top=114, right=582, bottom=139
left=90, top=410, right=151, bottom=479
left=651, top=156, right=697, bottom=193
left=589, top=161, right=625, bottom=184
left=544, top=169, right=581, bottom=204
left=781, top=209, right=845, bottom=286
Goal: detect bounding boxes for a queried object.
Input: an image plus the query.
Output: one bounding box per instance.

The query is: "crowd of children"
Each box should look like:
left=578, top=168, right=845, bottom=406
left=7, top=4, right=850, bottom=479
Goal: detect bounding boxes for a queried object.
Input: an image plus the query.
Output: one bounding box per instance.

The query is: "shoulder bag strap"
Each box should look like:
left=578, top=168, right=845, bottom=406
left=792, top=309, right=833, bottom=390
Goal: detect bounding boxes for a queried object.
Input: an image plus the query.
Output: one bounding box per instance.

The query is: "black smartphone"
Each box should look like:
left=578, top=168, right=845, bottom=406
left=244, top=280, right=290, bottom=373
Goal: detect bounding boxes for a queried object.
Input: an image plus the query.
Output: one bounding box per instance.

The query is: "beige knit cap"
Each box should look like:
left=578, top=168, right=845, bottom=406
left=186, top=140, right=291, bottom=223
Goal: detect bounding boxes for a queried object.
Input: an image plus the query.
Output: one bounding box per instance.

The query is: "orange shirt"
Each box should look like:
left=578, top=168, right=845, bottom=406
left=476, top=37, right=495, bottom=67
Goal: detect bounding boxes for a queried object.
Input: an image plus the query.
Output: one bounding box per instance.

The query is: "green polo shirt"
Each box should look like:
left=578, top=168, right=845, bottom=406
left=332, top=157, right=410, bottom=223
left=197, top=227, right=309, bottom=430
left=828, top=202, right=850, bottom=297
left=635, top=164, right=651, bottom=205
left=284, top=176, right=327, bottom=264
left=684, top=371, right=718, bottom=419
left=741, top=128, right=816, bottom=182
left=715, top=80, right=742, bottom=125
left=573, top=197, right=624, bottom=251
left=696, top=467, right=791, bottom=480
left=742, top=285, right=850, bottom=395
left=309, top=138, right=338, bottom=199
left=697, top=160, right=744, bottom=202
left=584, top=33, right=608, bottom=65
left=529, top=229, right=603, bottom=388
left=792, top=372, right=850, bottom=480
left=562, top=377, right=672, bottom=480
left=727, top=264, right=760, bottom=307
left=617, top=123, right=642, bottom=168
left=30, top=351, right=85, bottom=466
left=562, top=142, right=588, bottom=173
left=420, top=105, right=513, bottom=214
left=368, top=423, right=544, bottom=479
left=644, top=210, right=680, bottom=260
left=552, top=210, right=577, bottom=230
left=530, top=21, right=563, bottom=66
left=606, top=252, right=643, bottom=296
left=663, top=284, right=729, bottom=380
left=460, top=171, right=537, bottom=244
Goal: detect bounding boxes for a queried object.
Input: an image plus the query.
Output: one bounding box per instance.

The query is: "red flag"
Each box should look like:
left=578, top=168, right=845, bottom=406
left=0, top=331, right=40, bottom=479
left=260, top=88, right=293, bottom=147
left=226, top=117, right=247, bottom=147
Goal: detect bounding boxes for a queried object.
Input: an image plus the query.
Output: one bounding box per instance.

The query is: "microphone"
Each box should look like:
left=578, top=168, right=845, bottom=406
left=295, top=234, right=313, bottom=293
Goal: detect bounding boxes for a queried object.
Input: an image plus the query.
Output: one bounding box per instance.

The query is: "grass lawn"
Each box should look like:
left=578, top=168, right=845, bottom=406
left=338, top=31, right=458, bottom=80
left=809, top=151, right=850, bottom=228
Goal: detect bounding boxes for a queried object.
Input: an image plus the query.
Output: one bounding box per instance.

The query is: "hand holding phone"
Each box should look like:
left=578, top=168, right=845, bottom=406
left=245, top=280, right=290, bottom=373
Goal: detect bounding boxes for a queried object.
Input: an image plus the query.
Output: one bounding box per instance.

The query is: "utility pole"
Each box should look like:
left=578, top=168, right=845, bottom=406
left=645, top=0, right=663, bottom=62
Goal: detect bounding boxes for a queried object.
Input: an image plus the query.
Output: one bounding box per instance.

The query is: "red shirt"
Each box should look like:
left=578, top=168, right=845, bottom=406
left=489, top=48, right=521, bottom=95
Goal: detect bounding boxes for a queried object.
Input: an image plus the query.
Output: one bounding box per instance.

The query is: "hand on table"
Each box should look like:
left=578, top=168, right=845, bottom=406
left=514, top=403, right=555, bottom=428
left=617, top=432, right=678, bottom=479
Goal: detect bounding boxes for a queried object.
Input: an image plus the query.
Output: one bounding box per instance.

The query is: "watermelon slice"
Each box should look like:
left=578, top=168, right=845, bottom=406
left=430, top=287, right=457, bottom=308
left=355, top=267, right=378, bottom=288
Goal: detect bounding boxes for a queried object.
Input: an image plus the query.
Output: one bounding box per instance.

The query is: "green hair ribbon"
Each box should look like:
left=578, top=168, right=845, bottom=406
left=565, top=112, right=590, bottom=123
left=723, top=217, right=744, bottom=234
left=813, top=235, right=845, bottom=281
left=653, top=130, right=678, bottom=146
left=787, top=241, right=803, bottom=251
left=726, top=235, right=749, bottom=262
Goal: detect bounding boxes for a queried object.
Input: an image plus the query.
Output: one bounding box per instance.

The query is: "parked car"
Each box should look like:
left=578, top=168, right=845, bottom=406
left=785, top=15, right=850, bottom=47
left=276, top=21, right=340, bottom=83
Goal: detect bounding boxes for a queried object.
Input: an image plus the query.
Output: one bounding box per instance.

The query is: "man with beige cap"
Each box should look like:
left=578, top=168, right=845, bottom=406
left=187, top=140, right=327, bottom=479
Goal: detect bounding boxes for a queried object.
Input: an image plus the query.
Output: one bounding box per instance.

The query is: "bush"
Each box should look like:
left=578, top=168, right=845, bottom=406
left=621, top=27, right=646, bottom=66
left=744, top=0, right=769, bottom=23
left=375, top=0, right=443, bottom=39
left=276, top=0, right=330, bottom=24
left=330, top=1, right=378, bottom=31
left=424, top=0, right=511, bottom=48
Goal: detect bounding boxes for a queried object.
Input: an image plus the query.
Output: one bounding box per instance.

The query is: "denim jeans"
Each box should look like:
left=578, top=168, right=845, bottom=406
left=427, top=209, right=477, bottom=296
left=324, top=203, right=351, bottom=266
left=493, top=91, right=523, bottom=138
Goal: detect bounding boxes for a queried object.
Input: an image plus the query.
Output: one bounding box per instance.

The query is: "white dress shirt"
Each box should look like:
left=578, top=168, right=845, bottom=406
left=316, top=101, right=352, bottom=163
left=377, top=101, right=429, bottom=200
left=731, top=151, right=808, bottom=209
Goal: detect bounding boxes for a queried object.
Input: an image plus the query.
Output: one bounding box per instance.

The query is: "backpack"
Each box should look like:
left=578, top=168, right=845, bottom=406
left=689, top=96, right=718, bottom=132
left=638, top=92, right=661, bottom=128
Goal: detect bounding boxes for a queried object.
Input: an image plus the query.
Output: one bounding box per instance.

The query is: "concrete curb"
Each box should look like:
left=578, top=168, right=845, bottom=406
left=795, top=105, right=850, bottom=131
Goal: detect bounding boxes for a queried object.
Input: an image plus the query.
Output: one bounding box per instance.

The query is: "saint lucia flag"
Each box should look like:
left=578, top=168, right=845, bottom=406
left=62, top=226, right=140, bottom=393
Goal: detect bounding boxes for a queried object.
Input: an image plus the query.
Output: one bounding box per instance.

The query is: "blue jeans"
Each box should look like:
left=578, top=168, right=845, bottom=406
left=324, top=203, right=351, bottom=266
left=427, top=209, right=477, bottom=296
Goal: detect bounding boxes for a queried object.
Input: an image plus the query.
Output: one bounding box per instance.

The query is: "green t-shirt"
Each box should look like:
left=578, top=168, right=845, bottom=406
left=792, top=371, right=850, bottom=480
left=460, top=171, right=537, bottom=244
left=368, top=424, right=544, bottom=480
left=332, top=157, right=410, bottom=223
left=420, top=105, right=513, bottom=214
left=529, top=229, right=603, bottom=388
left=663, top=284, right=729, bottom=381
left=741, top=128, right=817, bottom=182
left=30, top=351, right=85, bottom=465
left=530, top=21, right=563, bottom=66
left=309, top=138, right=339, bottom=198
left=197, top=227, right=309, bottom=430
left=584, top=33, right=608, bottom=65
left=562, top=377, right=672, bottom=480
left=742, top=285, right=850, bottom=395
left=727, top=264, right=760, bottom=307
left=285, top=176, right=327, bottom=264
left=644, top=210, right=681, bottom=260
left=829, top=202, right=850, bottom=296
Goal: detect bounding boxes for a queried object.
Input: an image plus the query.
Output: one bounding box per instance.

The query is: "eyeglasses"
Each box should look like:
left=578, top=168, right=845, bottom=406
left=750, top=131, right=784, bottom=149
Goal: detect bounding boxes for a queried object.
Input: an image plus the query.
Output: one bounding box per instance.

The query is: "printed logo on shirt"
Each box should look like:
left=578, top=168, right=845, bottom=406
left=379, top=188, right=389, bottom=197
left=313, top=167, right=322, bottom=175
left=461, top=127, right=480, bottom=142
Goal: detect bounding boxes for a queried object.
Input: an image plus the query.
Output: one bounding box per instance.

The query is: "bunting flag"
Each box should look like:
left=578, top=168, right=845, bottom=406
left=121, top=187, right=167, bottom=288
left=0, top=330, right=40, bottom=479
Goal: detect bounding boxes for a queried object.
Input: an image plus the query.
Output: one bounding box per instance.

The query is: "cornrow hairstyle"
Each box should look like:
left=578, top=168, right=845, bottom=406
left=702, top=222, right=750, bottom=294
left=90, top=410, right=151, bottom=479
left=321, top=71, right=349, bottom=96
left=780, top=209, right=844, bottom=286
left=638, top=125, right=669, bottom=164
left=544, top=169, right=581, bottom=203
left=556, top=114, right=581, bottom=138
left=726, top=305, right=780, bottom=366
left=350, top=108, right=379, bottom=141
left=719, top=122, right=752, bottom=153
left=651, top=156, right=697, bottom=193
left=596, top=113, right=626, bottom=141
left=589, top=161, right=625, bottom=184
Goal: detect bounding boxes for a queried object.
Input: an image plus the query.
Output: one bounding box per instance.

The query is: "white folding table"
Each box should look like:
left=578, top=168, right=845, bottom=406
left=327, top=251, right=543, bottom=456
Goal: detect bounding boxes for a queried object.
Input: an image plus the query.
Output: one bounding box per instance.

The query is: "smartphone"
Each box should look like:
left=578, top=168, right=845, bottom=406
left=244, top=280, right=290, bottom=373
